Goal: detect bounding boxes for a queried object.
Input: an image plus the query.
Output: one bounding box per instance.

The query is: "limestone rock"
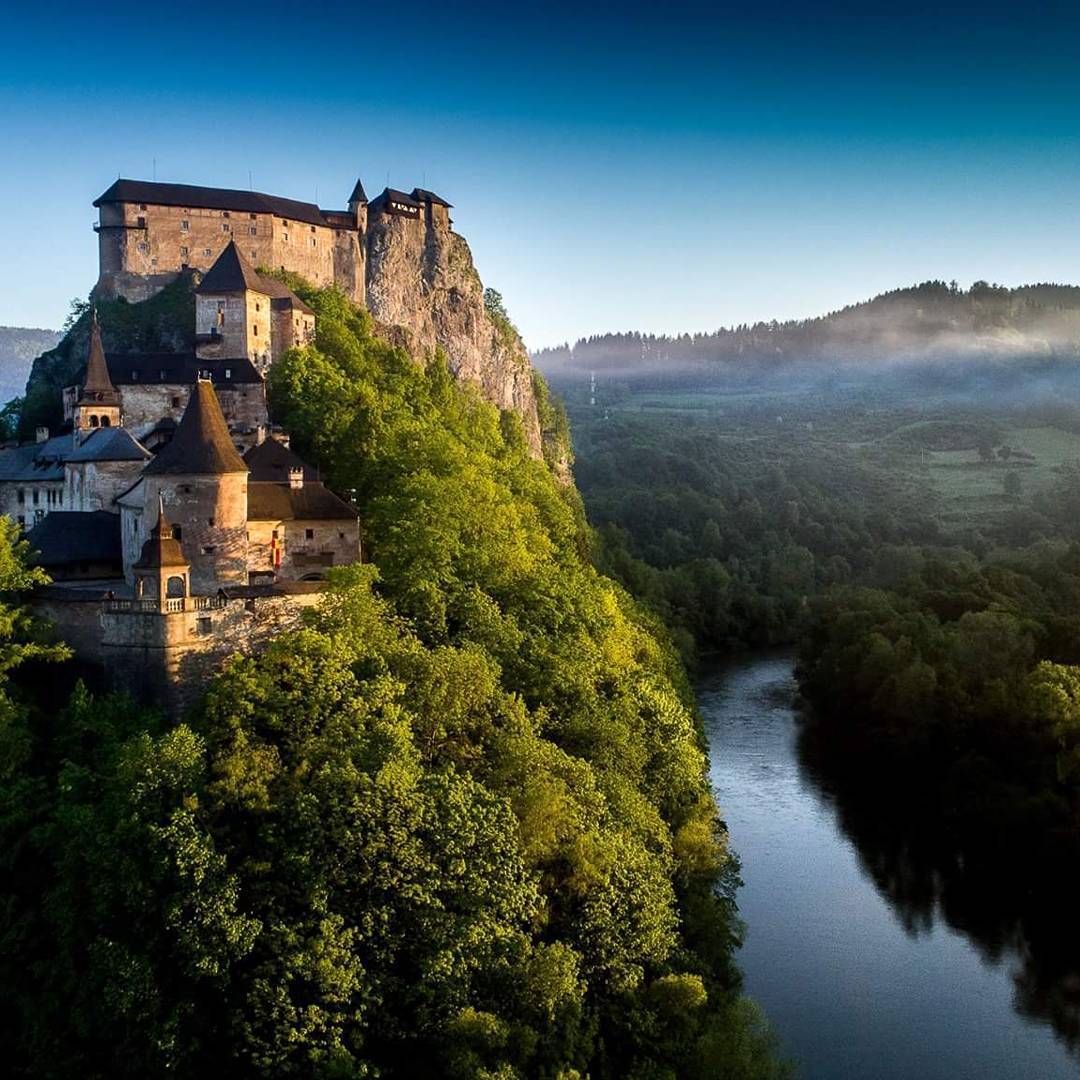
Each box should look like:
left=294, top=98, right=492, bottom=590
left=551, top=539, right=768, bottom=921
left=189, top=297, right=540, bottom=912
left=365, top=210, right=542, bottom=456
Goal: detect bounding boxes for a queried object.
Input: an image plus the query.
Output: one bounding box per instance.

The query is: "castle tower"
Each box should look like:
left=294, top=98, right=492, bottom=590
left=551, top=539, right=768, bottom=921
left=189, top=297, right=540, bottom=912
left=74, top=311, right=122, bottom=436
left=132, top=498, right=190, bottom=606
left=348, top=178, right=368, bottom=233
left=195, top=242, right=271, bottom=366
left=141, top=379, right=249, bottom=594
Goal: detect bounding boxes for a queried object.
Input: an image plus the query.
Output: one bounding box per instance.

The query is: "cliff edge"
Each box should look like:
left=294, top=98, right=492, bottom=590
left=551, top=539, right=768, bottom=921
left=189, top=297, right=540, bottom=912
left=365, top=208, right=542, bottom=455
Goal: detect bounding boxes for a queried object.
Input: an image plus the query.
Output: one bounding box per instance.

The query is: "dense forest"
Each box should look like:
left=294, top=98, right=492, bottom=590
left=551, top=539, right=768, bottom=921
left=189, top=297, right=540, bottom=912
left=0, top=284, right=789, bottom=1078
left=564, top=372, right=1080, bottom=1048
left=535, top=281, right=1080, bottom=383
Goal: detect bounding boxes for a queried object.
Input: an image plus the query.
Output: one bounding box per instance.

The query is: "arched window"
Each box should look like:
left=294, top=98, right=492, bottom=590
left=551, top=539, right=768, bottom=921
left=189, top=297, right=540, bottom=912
left=166, top=575, right=186, bottom=598
left=89, top=415, right=99, bottom=428
left=100, top=416, right=111, bottom=427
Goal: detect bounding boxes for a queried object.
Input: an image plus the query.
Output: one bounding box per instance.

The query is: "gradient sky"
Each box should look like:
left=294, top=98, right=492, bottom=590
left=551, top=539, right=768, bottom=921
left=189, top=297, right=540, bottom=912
left=3, top=2, right=1080, bottom=348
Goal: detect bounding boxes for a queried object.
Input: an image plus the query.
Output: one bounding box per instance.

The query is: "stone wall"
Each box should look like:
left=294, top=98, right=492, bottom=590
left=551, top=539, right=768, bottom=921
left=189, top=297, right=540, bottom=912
left=120, top=382, right=267, bottom=443
left=0, top=477, right=64, bottom=528
left=133, top=473, right=250, bottom=593
left=247, top=514, right=360, bottom=580
left=195, top=288, right=270, bottom=365
left=66, top=458, right=146, bottom=512
left=96, top=200, right=354, bottom=302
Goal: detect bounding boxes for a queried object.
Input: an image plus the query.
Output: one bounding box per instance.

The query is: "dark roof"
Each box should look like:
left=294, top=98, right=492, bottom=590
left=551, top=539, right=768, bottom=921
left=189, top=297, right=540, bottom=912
left=196, top=243, right=315, bottom=314
left=0, top=434, right=80, bottom=483
left=411, top=188, right=453, bottom=208
left=133, top=501, right=188, bottom=569
left=27, top=511, right=122, bottom=568
left=143, top=381, right=248, bottom=476
left=372, top=188, right=421, bottom=210
left=67, top=427, right=151, bottom=463
left=195, top=241, right=264, bottom=293
left=247, top=481, right=357, bottom=521
left=82, top=311, right=121, bottom=404
left=243, top=439, right=318, bottom=482
left=349, top=178, right=368, bottom=205
left=94, top=178, right=331, bottom=229
left=104, top=353, right=263, bottom=386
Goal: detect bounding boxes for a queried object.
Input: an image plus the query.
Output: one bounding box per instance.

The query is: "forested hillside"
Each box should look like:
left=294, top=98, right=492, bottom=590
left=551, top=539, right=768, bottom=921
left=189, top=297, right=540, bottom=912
left=536, top=281, right=1080, bottom=383
left=0, top=284, right=787, bottom=1078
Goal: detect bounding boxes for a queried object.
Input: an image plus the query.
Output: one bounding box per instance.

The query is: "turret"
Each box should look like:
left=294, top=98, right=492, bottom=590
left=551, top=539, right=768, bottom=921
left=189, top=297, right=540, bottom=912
left=74, top=310, right=122, bottom=437
left=348, top=177, right=368, bottom=231
left=141, top=379, right=249, bottom=594
left=132, top=497, right=190, bottom=606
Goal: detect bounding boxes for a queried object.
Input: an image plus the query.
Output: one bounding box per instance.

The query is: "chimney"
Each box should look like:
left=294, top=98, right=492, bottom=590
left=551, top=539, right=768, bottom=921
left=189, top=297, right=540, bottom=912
left=36, top=426, right=49, bottom=444
left=289, top=466, right=304, bottom=490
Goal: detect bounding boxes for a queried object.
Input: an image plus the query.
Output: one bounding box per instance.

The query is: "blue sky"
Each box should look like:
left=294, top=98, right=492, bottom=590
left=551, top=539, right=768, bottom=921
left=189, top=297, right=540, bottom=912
left=3, top=2, right=1080, bottom=347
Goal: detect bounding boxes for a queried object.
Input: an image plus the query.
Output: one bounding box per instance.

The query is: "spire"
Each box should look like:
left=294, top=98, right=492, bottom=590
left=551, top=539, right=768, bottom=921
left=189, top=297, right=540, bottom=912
left=81, top=309, right=120, bottom=403
left=143, top=380, right=248, bottom=476
left=348, top=177, right=368, bottom=206
left=133, top=497, right=188, bottom=569
left=196, top=240, right=265, bottom=294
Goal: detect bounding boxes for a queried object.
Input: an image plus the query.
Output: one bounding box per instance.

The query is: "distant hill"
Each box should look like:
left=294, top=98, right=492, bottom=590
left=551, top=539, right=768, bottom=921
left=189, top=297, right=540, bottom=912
left=533, top=281, right=1080, bottom=382
left=0, top=326, right=62, bottom=402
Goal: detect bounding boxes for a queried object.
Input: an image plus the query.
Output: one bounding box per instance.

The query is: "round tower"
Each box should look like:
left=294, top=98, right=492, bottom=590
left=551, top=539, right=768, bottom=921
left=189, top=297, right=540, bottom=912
left=132, top=498, right=190, bottom=606
left=141, top=379, right=249, bottom=594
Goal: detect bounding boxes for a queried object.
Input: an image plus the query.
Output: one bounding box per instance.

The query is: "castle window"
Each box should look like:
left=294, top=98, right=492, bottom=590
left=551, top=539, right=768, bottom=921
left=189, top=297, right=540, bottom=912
left=310, top=238, right=317, bottom=248
left=88, top=416, right=99, bottom=428
left=201, top=545, right=216, bottom=555
left=283, top=233, right=289, bottom=244
left=249, top=226, right=257, bottom=235
left=251, top=250, right=258, bottom=259
left=255, top=303, right=260, bottom=312
left=222, top=223, right=231, bottom=233
left=172, top=525, right=182, bottom=539
left=180, top=246, right=189, bottom=257
left=310, top=225, right=316, bottom=233
left=137, top=242, right=149, bottom=254
left=171, top=395, right=181, bottom=408
left=203, top=248, right=212, bottom=257
left=249, top=213, right=257, bottom=220
left=207, top=517, right=215, bottom=526
left=139, top=203, right=147, bottom=210
left=16, top=490, right=23, bottom=505
left=32, top=490, right=39, bottom=505
left=282, top=219, right=289, bottom=226
left=222, top=211, right=230, bottom=218
left=180, top=220, right=189, bottom=232
left=253, top=325, right=258, bottom=337
left=101, top=417, right=111, bottom=428
left=137, top=216, right=146, bottom=228
left=305, top=529, right=314, bottom=540
left=197, top=616, right=212, bottom=635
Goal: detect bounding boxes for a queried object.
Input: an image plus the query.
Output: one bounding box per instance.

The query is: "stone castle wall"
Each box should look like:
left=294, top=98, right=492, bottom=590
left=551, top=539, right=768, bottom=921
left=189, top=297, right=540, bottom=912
left=247, top=515, right=360, bottom=580
left=121, top=383, right=267, bottom=443
left=96, top=200, right=358, bottom=302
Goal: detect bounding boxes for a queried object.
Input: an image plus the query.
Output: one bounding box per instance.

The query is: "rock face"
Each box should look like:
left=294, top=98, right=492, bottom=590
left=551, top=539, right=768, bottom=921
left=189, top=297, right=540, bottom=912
left=365, top=207, right=542, bottom=455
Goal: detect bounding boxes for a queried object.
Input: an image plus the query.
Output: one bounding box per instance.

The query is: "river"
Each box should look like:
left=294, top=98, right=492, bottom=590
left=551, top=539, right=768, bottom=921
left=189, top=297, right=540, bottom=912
left=699, top=651, right=1079, bottom=1080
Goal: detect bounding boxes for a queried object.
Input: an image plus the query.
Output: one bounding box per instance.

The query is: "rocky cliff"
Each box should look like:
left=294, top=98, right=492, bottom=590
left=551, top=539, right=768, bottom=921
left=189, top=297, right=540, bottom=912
left=365, top=210, right=543, bottom=455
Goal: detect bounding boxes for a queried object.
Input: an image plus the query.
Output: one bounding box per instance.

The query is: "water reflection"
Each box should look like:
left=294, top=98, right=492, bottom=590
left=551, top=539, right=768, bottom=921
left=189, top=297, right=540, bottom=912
left=796, top=705, right=1080, bottom=1056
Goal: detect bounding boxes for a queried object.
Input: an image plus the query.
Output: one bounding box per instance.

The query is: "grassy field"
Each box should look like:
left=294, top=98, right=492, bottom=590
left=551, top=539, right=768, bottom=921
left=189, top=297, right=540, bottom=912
left=575, top=384, right=1080, bottom=536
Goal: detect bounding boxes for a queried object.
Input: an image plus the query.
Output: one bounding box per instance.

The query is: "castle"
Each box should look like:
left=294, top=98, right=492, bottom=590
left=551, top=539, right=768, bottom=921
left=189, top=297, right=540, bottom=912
left=1, top=239, right=362, bottom=712
left=93, top=177, right=452, bottom=307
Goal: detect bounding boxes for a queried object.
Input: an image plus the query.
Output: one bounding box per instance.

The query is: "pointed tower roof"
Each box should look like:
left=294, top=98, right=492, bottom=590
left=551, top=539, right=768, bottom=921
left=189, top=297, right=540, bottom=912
left=81, top=310, right=121, bottom=404
left=349, top=177, right=368, bottom=205
left=196, top=241, right=265, bottom=295
left=143, top=380, right=248, bottom=475
left=133, top=498, right=189, bottom=569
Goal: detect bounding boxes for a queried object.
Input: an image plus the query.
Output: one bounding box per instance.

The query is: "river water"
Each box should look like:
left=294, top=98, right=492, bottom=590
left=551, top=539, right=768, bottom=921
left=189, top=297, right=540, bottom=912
left=699, top=651, right=1079, bottom=1080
